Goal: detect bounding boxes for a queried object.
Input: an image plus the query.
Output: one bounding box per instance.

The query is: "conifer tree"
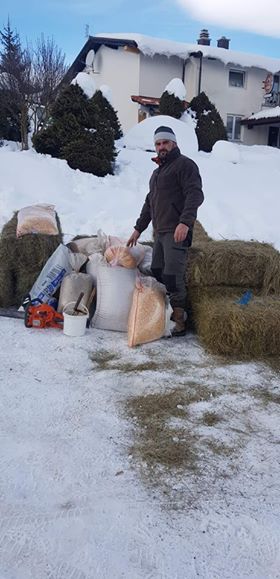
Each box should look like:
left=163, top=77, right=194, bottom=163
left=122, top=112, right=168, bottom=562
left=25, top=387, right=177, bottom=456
left=189, top=91, right=227, bottom=152
left=159, top=90, right=185, bottom=119
left=33, top=82, right=116, bottom=176
left=0, top=20, right=24, bottom=141
left=91, top=89, right=122, bottom=139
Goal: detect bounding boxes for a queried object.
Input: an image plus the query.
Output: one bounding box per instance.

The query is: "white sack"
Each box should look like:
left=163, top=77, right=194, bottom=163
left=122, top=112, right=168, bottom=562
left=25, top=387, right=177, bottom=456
left=91, top=263, right=137, bottom=331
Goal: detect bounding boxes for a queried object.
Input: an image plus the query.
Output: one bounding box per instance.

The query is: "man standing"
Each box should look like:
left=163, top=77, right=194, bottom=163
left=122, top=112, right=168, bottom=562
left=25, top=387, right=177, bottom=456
left=127, top=125, right=204, bottom=337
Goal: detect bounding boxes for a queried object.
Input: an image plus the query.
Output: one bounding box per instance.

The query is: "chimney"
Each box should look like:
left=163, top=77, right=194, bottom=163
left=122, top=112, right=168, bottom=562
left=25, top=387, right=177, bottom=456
left=217, top=36, right=230, bottom=49
left=197, top=29, right=211, bottom=46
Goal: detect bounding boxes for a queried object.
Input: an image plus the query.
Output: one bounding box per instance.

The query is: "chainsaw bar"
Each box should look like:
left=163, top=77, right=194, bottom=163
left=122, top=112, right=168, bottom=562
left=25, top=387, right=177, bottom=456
left=0, top=308, right=25, bottom=320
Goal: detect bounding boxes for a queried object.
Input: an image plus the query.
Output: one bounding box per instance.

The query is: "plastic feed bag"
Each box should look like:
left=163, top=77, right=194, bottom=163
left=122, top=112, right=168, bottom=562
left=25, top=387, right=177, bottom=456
left=104, top=246, right=137, bottom=268
left=128, top=278, right=166, bottom=347
left=17, top=204, right=59, bottom=237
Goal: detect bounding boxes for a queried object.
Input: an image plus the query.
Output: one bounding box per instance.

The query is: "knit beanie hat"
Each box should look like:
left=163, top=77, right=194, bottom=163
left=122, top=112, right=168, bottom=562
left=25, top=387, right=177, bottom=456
left=154, top=126, right=177, bottom=144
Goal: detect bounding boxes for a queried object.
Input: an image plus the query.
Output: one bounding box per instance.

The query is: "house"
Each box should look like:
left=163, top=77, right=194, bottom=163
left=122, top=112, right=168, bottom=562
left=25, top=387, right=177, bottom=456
left=65, top=30, right=280, bottom=146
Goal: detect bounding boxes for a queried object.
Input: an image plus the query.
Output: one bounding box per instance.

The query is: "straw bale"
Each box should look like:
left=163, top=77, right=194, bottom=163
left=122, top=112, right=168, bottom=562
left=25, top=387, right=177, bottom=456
left=192, top=220, right=212, bottom=244
left=194, top=295, right=280, bottom=358
left=186, top=240, right=280, bottom=294
left=0, top=211, right=63, bottom=307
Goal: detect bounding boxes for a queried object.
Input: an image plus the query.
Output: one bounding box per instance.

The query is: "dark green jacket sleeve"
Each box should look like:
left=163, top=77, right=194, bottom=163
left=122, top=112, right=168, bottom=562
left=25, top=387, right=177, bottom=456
left=134, top=193, right=152, bottom=233
left=178, top=160, right=204, bottom=228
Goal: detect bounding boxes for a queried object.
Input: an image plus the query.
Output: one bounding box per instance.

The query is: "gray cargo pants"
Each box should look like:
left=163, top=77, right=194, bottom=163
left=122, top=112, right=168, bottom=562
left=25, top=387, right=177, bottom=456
left=151, top=232, right=188, bottom=309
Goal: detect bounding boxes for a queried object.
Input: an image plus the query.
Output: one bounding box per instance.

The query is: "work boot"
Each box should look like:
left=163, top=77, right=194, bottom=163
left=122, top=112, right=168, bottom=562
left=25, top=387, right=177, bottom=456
left=171, top=307, right=186, bottom=337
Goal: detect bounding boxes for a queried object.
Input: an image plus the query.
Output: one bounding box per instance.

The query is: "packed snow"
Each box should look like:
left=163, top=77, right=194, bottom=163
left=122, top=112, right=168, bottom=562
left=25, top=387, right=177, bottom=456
left=98, top=32, right=280, bottom=73
left=164, top=78, right=186, bottom=100
left=71, top=71, right=96, bottom=99
left=1, top=115, right=280, bottom=248
left=248, top=105, right=280, bottom=119
left=1, top=115, right=280, bottom=578
left=100, top=84, right=113, bottom=105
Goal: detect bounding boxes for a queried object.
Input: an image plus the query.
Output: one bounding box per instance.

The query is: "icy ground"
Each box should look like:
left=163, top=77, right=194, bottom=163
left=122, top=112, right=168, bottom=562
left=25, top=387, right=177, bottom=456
left=1, top=318, right=280, bottom=579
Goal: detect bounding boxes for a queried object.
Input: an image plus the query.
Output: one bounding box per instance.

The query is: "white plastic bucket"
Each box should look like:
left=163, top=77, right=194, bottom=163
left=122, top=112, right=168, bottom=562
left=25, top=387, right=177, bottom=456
left=63, top=301, right=89, bottom=337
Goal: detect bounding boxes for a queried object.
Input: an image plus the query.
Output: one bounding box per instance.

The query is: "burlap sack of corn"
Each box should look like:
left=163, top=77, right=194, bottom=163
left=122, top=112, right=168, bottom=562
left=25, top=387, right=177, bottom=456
left=128, top=277, right=166, bottom=347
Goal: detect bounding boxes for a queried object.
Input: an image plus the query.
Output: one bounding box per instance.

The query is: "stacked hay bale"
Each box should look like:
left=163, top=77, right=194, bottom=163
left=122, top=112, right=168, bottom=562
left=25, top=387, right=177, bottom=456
left=187, top=229, right=280, bottom=358
left=0, top=212, right=63, bottom=308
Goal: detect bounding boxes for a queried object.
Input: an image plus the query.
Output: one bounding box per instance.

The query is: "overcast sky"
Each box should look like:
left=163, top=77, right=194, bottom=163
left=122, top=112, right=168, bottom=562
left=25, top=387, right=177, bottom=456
left=176, top=0, right=280, bottom=38
left=1, top=0, right=280, bottom=65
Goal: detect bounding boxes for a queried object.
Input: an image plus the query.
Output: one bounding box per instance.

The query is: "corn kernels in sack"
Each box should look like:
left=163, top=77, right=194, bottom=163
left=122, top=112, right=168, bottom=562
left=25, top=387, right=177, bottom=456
left=128, top=277, right=166, bottom=347
left=104, top=246, right=137, bottom=269
left=16, top=204, right=59, bottom=237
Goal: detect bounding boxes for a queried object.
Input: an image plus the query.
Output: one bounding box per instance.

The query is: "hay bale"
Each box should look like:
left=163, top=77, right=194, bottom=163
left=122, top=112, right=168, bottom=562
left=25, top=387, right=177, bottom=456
left=192, top=220, right=212, bottom=244
left=194, top=295, right=280, bottom=358
left=0, top=211, right=63, bottom=307
left=188, top=285, right=261, bottom=308
left=186, top=240, right=280, bottom=294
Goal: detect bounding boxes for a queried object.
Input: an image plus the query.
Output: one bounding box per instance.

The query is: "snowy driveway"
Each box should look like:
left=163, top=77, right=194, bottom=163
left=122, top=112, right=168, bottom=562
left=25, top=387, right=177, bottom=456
left=0, top=318, right=280, bottom=579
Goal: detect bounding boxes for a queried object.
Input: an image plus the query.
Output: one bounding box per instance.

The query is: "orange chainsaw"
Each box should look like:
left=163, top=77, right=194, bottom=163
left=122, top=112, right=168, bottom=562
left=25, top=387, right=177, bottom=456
left=24, top=302, right=64, bottom=329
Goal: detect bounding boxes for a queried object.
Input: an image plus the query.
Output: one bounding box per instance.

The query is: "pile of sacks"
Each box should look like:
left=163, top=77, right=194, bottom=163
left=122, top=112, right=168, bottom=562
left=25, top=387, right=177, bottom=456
left=23, top=229, right=171, bottom=347
left=69, top=232, right=171, bottom=347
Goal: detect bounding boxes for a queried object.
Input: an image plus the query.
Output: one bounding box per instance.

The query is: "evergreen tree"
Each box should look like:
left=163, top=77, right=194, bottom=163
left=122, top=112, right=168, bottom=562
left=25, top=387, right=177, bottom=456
left=33, top=82, right=116, bottom=176
left=91, top=89, right=122, bottom=139
left=0, top=20, right=24, bottom=141
left=189, top=91, right=227, bottom=152
left=159, top=90, right=185, bottom=119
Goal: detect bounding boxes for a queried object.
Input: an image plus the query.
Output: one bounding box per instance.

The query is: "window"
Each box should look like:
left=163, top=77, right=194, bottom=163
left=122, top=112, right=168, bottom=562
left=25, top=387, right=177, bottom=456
left=227, top=115, right=242, bottom=141
left=229, top=70, right=245, bottom=88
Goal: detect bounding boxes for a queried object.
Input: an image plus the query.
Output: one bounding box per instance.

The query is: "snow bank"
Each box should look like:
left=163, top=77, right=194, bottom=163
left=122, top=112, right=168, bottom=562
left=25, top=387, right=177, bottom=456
left=1, top=118, right=280, bottom=250
left=123, top=114, right=198, bottom=154
left=211, top=141, right=241, bottom=164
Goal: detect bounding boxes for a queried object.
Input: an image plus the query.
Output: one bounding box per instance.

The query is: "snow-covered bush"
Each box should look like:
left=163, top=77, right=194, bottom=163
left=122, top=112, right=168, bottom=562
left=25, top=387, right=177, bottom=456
left=159, top=78, right=186, bottom=119
left=33, top=82, right=116, bottom=177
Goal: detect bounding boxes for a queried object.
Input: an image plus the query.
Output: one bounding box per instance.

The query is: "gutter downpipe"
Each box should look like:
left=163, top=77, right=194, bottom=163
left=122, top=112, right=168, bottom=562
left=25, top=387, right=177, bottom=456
left=189, top=50, right=203, bottom=95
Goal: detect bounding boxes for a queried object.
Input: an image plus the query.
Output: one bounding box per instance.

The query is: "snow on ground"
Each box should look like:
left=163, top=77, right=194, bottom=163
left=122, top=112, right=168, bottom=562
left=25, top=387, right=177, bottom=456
left=1, top=319, right=280, bottom=578
left=1, top=115, right=280, bottom=247
left=1, top=117, right=280, bottom=577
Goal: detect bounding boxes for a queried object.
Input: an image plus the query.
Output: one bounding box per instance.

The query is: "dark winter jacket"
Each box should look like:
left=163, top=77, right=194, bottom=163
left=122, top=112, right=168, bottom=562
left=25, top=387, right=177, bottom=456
left=135, top=147, right=204, bottom=242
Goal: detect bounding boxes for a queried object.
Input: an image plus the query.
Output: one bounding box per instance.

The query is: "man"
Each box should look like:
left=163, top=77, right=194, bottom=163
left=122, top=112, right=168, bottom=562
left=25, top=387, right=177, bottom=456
left=127, top=125, right=204, bottom=337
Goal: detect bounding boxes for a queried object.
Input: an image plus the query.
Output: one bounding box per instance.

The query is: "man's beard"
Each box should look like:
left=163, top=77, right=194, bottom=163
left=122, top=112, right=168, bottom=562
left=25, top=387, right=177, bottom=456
left=158, top=149, right=168, bottom=158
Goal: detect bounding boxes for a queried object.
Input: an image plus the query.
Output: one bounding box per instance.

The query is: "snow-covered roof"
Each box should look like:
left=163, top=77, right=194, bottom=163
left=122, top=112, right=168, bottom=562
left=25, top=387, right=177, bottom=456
left=247, top=106, right=280, bottom=120
left=97, top=32, right=280, bottom=73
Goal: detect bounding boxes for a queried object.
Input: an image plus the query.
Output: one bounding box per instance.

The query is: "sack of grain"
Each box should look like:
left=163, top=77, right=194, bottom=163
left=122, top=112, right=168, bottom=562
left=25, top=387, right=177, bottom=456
left=57, top=272, right=93, bottom=313
left=91, top=262, right=137, bottom=331
left=128, top=276, right=166, bottom=347
left=104, top=246, right=137, bottom=268
left=16, top=204, right=59, bottom=237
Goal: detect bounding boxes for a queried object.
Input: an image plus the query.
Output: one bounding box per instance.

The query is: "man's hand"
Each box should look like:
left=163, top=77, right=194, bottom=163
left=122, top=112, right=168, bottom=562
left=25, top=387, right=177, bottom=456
left=127, top=229, right=140, bottom=247
left=174, top=223, right=189, bottom=243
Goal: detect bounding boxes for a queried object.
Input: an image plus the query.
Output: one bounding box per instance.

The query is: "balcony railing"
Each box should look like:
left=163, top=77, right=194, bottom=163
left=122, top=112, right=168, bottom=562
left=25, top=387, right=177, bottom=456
left=262, top=91, right=280, bottom=107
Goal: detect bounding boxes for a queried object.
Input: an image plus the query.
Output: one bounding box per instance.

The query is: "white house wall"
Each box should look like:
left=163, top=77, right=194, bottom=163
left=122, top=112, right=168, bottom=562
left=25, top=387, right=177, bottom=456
left=93, top=45, right=140, bottom=132
left=139, top=53, right=183, bottom=97
left=199, top=58, right=266, bottom=124
left=243, top=125, right=269, bottom=145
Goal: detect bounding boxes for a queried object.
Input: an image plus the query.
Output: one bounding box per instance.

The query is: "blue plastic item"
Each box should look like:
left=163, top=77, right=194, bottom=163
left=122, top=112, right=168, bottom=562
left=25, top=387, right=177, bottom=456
left=236, top=290, right=253, bottom=306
